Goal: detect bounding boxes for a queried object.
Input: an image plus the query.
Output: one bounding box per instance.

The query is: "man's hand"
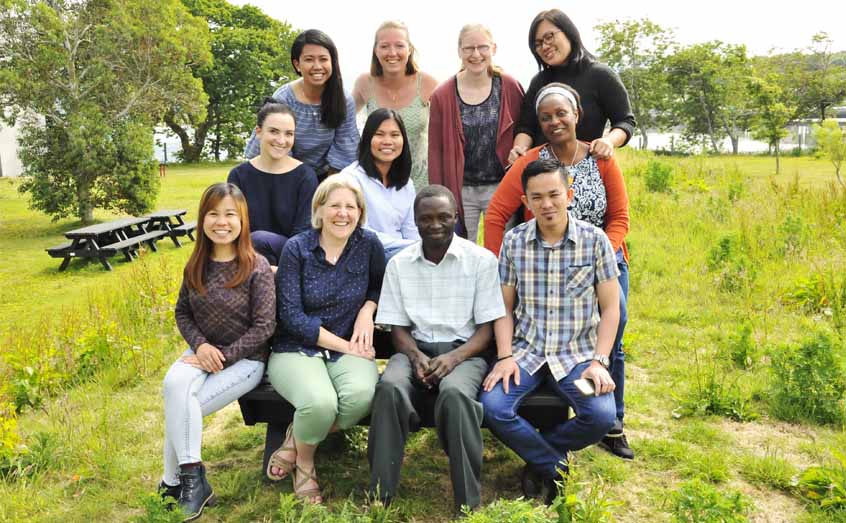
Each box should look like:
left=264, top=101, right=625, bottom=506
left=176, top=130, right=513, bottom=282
left=482, top=357, right=521, bottom=393
left=580, top=361, right=615, bottom=396
left=588, top=137, right=615, bottom=159
left=423, top=352, right=461, bottom=387
left=193, top=343, right=225, bottom=373
left=409, top=350, right=431, bottom=385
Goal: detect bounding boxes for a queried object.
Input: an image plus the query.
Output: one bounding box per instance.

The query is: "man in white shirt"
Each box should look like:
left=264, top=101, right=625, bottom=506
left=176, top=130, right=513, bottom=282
left=368, top=185, right=505, bottom=512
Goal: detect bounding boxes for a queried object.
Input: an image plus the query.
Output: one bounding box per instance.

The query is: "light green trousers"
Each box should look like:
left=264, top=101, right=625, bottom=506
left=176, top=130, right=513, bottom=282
left=267, top=351, right=378, bottom=445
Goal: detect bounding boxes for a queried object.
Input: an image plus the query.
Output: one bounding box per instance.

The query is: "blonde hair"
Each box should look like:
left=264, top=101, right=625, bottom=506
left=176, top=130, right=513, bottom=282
left=457, top=24, right=502, bottom=77
left=311, top=174, right=367, bottom=229
left=371, top=20, right=419, bottom=77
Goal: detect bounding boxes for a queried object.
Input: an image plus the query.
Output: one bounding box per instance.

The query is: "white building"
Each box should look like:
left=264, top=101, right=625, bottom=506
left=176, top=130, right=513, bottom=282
left=0, top=122, right=23, bottom=177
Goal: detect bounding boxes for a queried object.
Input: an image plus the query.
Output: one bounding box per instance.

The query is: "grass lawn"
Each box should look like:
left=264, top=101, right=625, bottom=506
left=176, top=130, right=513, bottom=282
left=1, top=153, right=845, bottom=522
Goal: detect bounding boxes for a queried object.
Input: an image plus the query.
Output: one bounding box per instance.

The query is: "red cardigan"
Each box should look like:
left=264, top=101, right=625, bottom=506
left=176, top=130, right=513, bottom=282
left=483, top=144, right=630, bottom=261
left=428, top=73, right=524, bottom=232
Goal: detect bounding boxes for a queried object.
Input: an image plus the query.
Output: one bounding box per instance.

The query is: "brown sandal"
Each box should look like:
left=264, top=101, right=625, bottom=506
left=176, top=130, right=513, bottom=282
left=293, top=464, right=322, bottom=504
left=266, top=423, right=296, bottom=481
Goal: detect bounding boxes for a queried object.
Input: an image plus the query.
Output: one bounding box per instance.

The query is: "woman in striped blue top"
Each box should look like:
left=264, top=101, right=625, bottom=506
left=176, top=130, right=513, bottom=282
left=244, top=29, right=359, bottom=180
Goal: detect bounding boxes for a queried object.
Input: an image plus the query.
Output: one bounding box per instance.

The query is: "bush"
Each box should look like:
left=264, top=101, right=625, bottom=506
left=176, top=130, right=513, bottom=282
left=777, top=214, right=809, bottom=257
left=724, top=322, right=757, bottom=369
left=551, top=472, right=617, bottom=523
left=670, top=480, right=750, bottom=523
left=783, top=272, right=846, bottom=332
left=674, top=349, right=757, bottom=422
left=706, top=235, right=757, bottom=294
left=644, top=160, right=673, bottom=193
left=769, top=332, right=846, bottom=425
left=797, top=451, right=846, bottom=511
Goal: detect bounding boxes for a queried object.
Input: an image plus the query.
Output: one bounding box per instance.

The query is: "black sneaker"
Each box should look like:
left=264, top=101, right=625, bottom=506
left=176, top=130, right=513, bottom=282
left=598, top=432, right=635, bottom=460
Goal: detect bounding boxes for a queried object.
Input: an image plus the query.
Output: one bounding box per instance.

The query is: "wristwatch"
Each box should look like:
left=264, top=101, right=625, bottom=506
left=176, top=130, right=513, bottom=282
left=592, top=354, right=610, bottom=369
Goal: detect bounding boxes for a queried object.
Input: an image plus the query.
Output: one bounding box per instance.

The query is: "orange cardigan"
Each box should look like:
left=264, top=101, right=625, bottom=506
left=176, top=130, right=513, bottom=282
left=483, top=144, right=629, bottom=261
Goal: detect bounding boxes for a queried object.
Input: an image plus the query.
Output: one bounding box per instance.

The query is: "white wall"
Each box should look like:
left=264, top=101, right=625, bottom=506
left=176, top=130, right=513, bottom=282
left=0, top=122, right=23, bottom=177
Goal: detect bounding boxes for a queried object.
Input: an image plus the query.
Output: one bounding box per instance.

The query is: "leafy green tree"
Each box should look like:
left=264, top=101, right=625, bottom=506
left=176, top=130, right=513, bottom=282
left=165, top=0, right=298, bottom=162
left=748, top=74, right=793, bottom=174
left=665, top=42, right=754, bottom=154
left=814, top=119, right=846, bottom=189
left=0, top=0, right=210, bottom=223
left=595, top=18, right=675, bottom=150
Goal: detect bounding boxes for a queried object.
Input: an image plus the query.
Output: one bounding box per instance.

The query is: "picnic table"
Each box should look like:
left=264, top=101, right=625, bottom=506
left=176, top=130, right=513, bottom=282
left=144, top=209, right=197, bottom=247
left=46, top=216, right=169, bottom=271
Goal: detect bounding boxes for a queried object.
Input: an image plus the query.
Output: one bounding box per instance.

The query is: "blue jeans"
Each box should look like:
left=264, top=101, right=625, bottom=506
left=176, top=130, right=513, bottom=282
left=611, top=250, right=629, bottom=423
left=480, top=361, right=616, bottom=480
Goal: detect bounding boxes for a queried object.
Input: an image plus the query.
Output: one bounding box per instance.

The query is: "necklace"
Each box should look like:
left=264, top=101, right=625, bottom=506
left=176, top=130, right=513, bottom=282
left=550, top=142, right=580, bottom=167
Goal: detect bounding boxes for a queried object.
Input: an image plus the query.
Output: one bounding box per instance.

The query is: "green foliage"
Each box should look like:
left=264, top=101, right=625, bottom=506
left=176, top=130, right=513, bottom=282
left=670, top=479, right=750, bottom=523
left=783, top=271, right=846, bottom=332
left=1, top=256, right=181, bottom=413
left=131, top=493, right=185, bottom=523
left=748, top=73, right=793, bottom=173
left=0, top=395, right=20, bottom=471
left=706, top=234, right=756, bottom=294
left=674, top=348, right=757, bottom=422
left=594, top=18, right=676, bottom=150
left=166, top=0, right=299, bottom=161
left=797, top=451, right=846, bottom=511
left=0, top=0, right=210, bottom=222
left=644, top=159, right=673, bottom=193
left=769, top=332, right=846, bottom=425
left=461, top=498, right=550, bottom=523
left=814, top=119, right=846, bottom=188
left=777, top=214, right=809, bottom=257
left=550, top=473, right=617, bottom=523
left=724, top=322, right=757, bottom=369
left=276, top=493, right=403, bottom=523
left=738, top=447, right=797, bottom=492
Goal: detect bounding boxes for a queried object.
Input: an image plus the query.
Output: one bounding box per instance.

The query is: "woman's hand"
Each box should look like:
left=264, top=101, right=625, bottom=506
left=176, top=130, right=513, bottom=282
left=589, top=137, right=615, bottom=159
left=194, top=343, right=226, bottom=373
left=508, top=145, right=527, bottom=165
left=350, top=304, right=376, bottom=358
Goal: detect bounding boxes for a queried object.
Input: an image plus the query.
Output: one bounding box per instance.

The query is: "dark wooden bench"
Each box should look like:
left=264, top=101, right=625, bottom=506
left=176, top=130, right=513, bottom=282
left=238, top=333, right=572, bottom=474
left=172, top=221, right=197, bottom=242
left=99, top=230, right=170, bottom=260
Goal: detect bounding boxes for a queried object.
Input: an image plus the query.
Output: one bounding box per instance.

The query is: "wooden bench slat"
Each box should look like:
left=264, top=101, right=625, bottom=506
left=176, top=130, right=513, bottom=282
left=99, top=230, right=169, bottom=255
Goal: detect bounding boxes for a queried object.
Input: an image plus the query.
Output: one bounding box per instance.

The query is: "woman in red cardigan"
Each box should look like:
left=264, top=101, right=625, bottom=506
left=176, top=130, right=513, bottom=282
left=484, top=82, right=634, bottom=461
left=428, top=24, right=524, bottom=243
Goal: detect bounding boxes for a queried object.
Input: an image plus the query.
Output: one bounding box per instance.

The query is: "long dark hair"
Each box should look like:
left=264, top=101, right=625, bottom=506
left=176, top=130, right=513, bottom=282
left=184, top=183, right=256, bottom=295
left=528, top=9, right=595, bottom=72
left=358, top=109, right=411, bottom=190
left=291, top=29, right=347, bottom=129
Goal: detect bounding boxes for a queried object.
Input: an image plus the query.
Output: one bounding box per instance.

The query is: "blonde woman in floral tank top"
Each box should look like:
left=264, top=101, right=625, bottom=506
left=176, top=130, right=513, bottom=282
left=352, top=20, right=437, bottom=192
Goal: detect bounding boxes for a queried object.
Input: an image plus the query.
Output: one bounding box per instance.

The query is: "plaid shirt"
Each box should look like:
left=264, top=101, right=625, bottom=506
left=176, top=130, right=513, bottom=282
left=499, top=214, right=619, bottom=380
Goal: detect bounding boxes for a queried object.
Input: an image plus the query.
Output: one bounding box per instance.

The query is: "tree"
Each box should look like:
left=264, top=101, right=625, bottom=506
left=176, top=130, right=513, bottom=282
left=164, top=0, right=298, bottom=162
left=665, top=42, right=754, bottom=154
left=748, top=74, right=793, bottom=174
left=595, top=18, right=675, bottom=150
left=814, top=119, right=846, bottom=189
left=0, top=0, right=211, bottom=223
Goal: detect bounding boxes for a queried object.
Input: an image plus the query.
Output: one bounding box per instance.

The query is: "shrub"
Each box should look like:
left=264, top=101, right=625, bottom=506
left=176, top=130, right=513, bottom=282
left=777, top=214, right=809, bottom=257
left=675, top=349, right=757, bottom=422
left=644, top=159, right=673, bottom=193
left=724, top=322, right=757, bottom=369
left=769, top=332, right=846, bottom=425
left=670, top=479, right=750, bottom=523
left=783, top=272, right=846, bottom=332
left=797, top=451, right=846, bottom=511
left=706, top=235, right=757, bottom=294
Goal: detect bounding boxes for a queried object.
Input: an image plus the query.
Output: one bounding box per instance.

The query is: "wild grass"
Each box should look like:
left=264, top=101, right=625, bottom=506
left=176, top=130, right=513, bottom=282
left=1, top=153, right=845, bottom=521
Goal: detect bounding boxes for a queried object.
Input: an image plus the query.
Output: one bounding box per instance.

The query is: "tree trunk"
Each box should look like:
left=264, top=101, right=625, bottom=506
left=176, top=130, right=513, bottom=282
left=640, top=128, right=649, bottom=150
left=730, top=134, right=739, bottom=155
left=163, top=111, right=210, bottom=163
left=775, top=140, right=780, bottom=174
left=78, top=178, right=94, bottom=224
left=213, top=115, right=221, bottom=162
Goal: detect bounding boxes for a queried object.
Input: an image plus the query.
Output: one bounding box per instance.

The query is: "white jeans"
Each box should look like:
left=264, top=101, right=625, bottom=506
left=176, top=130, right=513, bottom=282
left=161, top=351, right=264, bottom=485
left=461, top=184, right=499, bottom=245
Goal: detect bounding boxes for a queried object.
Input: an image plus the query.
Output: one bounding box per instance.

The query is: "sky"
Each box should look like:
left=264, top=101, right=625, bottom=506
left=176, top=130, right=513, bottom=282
left=232, top=0, right=846, bottom=90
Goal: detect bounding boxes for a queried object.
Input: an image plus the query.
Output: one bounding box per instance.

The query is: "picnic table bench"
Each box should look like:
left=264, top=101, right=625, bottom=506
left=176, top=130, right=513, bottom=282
left=46, top=216, right=169, bottom=271
left=238, top=332, right=572, bottom=474
left=144, top=209, right=197, bottom=247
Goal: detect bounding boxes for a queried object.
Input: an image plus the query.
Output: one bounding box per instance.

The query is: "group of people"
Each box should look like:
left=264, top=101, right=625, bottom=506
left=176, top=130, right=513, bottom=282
left=158, top=8, right=636, bottom=521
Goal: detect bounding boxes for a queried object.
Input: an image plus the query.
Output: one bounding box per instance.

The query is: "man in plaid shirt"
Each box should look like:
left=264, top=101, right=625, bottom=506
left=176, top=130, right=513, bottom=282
left=480, top=159, right=621, bottom=504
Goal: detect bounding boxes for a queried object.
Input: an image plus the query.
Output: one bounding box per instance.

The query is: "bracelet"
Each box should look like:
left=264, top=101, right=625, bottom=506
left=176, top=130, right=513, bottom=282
left=497, top=354, right=513, bottom=361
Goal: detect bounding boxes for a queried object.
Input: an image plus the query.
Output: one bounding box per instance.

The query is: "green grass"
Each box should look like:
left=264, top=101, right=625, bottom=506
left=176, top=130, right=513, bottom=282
left=1, top=153, right=846, bottom=521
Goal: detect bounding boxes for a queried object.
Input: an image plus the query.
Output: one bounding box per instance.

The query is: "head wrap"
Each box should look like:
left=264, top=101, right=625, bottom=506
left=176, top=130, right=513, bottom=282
left=535, top=85, right=578, bottom=114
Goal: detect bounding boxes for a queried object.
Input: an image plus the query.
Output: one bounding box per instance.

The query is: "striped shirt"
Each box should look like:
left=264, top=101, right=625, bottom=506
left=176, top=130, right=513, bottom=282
left=377, top=235, right=505, bottom=343
left=499, top=214, right=619, bottom=379
left=243, top=83, right=359, bottom=176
